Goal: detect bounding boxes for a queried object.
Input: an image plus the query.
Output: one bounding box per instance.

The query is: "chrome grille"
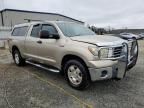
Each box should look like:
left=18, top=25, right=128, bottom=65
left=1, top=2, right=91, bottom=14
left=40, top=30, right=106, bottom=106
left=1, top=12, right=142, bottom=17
left=112, top=46, right=123, bottom=58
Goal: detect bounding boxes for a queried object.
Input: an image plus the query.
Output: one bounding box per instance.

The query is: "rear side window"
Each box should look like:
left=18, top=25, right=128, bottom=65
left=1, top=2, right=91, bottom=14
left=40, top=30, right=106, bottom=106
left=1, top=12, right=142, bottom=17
left=31, top=24, right=41, bottom=38
left=12, top=26, right=28, bottom=36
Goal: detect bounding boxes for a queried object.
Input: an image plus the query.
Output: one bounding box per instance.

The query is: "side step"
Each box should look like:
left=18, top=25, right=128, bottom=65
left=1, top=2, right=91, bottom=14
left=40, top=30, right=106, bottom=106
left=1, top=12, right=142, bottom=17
left=26, top=61, right=60, bottom=73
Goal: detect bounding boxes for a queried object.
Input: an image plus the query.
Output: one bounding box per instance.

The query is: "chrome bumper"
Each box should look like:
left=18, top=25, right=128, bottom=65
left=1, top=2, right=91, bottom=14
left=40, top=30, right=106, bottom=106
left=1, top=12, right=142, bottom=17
left=88, top=43, right=128, bottom=81
left=89, top=59, right=127, bottom=81
left=88, top=39, right=139, bottom=81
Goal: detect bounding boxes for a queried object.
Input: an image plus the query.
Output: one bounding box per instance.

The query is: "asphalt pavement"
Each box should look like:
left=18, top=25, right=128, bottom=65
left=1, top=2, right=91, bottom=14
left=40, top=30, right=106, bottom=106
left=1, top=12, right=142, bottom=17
left=0, top=40, right=144, bottom=108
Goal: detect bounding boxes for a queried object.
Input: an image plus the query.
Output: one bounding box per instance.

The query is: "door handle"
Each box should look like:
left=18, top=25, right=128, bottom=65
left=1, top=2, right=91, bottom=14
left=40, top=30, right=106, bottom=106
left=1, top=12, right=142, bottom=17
left=37, top=40, right=42, bottom=44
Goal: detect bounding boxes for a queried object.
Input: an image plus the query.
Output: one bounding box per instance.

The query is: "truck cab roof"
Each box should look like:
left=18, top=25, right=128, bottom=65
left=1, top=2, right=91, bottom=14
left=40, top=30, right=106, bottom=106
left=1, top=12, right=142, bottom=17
left=13, top=21, right=76, bottom=28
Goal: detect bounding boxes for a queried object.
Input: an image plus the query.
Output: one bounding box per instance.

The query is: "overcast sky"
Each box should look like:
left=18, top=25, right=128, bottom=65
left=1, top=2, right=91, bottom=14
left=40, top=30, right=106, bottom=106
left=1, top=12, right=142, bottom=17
left=0, top=0, right=144, bottom=29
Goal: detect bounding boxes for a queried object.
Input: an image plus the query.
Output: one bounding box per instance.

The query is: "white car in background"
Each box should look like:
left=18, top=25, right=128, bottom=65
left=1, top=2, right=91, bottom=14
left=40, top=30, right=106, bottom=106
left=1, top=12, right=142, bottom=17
left=139, top=33, right=144, bottom=39
left=120, top=33, right=140, bottom=40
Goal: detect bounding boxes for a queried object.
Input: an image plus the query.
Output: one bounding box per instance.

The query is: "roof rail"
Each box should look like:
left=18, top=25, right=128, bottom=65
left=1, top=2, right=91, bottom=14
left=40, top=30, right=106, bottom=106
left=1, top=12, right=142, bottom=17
left=24, top=19, right=44, bottom=22
left=24, top=19, right=61, bottom=23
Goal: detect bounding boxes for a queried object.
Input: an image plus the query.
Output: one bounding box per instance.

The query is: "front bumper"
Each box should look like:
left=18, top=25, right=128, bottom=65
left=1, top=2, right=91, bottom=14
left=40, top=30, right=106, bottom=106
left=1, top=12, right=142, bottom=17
left=88, top=58, right=127, bottom=81
left=88, top=39, right=138, bottom=81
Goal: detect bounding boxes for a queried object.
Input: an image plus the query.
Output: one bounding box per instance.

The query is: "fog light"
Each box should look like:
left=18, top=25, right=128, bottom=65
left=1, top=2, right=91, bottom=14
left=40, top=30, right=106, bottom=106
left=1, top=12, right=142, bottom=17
left=101, top=70, right=108, bottom=77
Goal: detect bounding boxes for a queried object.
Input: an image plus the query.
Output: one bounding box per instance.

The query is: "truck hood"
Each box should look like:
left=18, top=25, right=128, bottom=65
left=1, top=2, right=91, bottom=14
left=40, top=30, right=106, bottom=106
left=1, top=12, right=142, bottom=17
left=70, top=35, right=127, bottom=46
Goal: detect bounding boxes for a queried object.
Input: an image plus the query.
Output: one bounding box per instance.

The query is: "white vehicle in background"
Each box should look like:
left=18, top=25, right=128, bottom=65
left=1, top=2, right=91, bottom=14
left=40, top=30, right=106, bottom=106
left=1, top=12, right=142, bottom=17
left=120, top=33, right=140, bottom=40
left=139, top=33, right=144, bottom=39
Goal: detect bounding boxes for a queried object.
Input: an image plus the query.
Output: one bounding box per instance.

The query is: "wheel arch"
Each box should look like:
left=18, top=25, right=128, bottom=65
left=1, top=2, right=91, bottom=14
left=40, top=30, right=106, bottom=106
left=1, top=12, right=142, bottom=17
left=12, top=45, right=19, bottom=54
left=61, top=54, right=91, bottom=80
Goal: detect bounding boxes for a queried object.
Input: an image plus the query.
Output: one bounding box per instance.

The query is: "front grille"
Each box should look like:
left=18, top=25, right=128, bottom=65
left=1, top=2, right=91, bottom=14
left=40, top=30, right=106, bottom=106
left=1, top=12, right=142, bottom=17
left=112, top=46, right=123, bottom=58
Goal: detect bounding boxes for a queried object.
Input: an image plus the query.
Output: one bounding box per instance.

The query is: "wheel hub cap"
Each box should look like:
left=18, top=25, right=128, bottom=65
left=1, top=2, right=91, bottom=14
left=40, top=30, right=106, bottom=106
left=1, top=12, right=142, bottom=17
left=15, top=53, right=19, bottom=64
left=67, top=65, right=82, bottom=85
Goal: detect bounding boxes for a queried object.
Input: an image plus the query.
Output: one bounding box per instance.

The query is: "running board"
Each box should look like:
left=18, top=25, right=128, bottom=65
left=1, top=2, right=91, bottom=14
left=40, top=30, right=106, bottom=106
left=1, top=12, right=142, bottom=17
left=26, top=61, right=60, bottom=73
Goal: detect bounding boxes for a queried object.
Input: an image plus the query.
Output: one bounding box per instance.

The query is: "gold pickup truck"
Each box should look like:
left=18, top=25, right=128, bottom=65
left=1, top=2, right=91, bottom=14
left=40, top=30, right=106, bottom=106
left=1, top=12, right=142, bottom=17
left=8, top=21, right=138, bottom=90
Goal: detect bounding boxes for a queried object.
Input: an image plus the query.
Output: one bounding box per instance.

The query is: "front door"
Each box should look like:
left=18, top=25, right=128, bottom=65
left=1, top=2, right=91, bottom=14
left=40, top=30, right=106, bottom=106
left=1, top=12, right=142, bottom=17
left=35, top=24, right=61, bottom=65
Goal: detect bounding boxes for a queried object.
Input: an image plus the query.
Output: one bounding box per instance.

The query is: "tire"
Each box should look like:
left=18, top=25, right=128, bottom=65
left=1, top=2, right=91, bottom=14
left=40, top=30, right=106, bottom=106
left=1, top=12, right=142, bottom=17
left=127, top=39, right=138, bottom=70
left=13, top=49, right=26, bottom=66
left=64, top=59, right=90, bottom=90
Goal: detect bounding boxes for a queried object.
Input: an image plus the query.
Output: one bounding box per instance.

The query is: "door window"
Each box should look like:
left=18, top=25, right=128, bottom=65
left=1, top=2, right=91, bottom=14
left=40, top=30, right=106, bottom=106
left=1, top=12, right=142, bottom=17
left=31, top=24, right=41, bottom=38
left=42, top=24, right=58, bottom=38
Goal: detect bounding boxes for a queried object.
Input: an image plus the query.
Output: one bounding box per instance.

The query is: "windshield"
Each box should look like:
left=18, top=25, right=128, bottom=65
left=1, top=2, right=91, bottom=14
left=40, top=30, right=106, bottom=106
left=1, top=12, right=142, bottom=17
left=56, top=22, right=96, bottom=37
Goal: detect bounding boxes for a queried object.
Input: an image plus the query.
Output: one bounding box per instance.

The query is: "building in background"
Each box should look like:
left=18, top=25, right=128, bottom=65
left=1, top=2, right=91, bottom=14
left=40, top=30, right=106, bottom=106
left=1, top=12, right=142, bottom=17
left=0, top=9, right=84, bottom=28
left=0, top=8, right=84, bottom=40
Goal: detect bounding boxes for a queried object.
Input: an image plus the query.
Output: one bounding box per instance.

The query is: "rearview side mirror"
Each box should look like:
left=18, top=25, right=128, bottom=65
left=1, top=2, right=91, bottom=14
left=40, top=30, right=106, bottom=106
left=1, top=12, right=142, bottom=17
left=40, top=30, right=60, bottom=39
left=51, top=33, right=60, bottom=39
left=39, top=30, right=50, bottom=39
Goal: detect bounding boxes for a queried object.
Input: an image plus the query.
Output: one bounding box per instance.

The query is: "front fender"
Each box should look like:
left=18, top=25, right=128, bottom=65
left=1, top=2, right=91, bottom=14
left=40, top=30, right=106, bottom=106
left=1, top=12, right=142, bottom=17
left=127, top=38, right=139, bottom=70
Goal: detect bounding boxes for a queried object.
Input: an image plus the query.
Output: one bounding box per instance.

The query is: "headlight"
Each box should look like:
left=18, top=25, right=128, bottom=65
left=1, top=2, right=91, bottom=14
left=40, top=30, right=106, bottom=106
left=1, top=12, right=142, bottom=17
left=88, top=46, right=109, bottom=58
left=99, top=48, right=109, bottom=58
left=88, top=46, right=99, bottom=56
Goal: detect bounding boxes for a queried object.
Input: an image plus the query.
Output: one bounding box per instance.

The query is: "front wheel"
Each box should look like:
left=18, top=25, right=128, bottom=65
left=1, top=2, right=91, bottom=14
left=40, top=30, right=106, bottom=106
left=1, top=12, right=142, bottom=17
left=64, top=60, right=90, bottom=90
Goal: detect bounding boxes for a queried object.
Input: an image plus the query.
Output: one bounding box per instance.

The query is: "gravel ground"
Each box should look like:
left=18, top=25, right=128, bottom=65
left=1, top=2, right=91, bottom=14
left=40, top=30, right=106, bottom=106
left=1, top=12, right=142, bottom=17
left=0, top=40, right=144, bottom=108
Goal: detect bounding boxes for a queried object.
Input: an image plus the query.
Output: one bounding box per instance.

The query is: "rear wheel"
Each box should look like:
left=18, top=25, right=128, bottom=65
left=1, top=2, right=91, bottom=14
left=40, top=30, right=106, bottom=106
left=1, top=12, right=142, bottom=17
left=13, top=49, right=26, bottom=66
left=64, top=60, right=90, bottom=90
